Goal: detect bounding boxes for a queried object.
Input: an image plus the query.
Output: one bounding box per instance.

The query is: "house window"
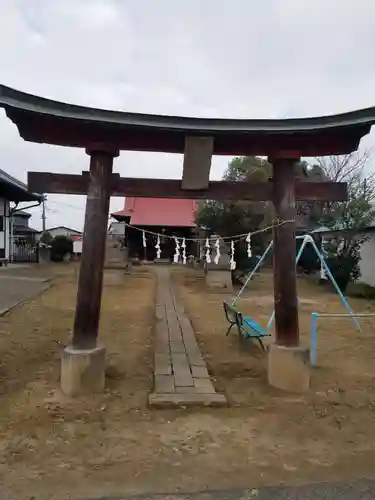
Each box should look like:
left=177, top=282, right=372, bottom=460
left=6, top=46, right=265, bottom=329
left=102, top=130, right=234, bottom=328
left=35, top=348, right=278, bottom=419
left=0, top=216, right=4, bottom=232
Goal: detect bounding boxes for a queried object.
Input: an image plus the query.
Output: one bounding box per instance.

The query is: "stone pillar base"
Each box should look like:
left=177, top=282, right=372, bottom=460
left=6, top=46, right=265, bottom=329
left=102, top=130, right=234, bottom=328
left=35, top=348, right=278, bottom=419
left=267, top=344, right=310, bottom=393
left=61, top=345, right=106, bottom=397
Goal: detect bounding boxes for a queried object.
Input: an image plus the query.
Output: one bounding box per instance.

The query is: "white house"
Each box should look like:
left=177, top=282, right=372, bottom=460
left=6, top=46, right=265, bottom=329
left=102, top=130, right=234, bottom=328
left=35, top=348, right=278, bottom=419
left=313, top=218, right=375, bottom=287
left=72, top=221, right=123, bottom=257
left=0, top=168, right=42, bottom=264
left=108, top=220, right=125, bottom=236
left=73, top=237, right=83, bottom=255
left=355, top=229, right=375, bottom=287
left=36, top=226, right=82, bottom=241
left=0, top=196, right=9, bottom=263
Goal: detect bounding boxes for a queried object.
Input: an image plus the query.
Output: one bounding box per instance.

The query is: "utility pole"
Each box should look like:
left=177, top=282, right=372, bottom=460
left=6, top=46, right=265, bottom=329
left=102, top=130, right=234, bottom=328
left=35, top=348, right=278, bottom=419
left=41, top=195, right=47, bottom=232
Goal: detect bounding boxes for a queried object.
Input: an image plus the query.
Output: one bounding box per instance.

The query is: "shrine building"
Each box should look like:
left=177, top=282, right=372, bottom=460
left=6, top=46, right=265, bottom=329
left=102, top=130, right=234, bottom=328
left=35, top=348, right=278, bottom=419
left=111, top=197, right=197, bottom=261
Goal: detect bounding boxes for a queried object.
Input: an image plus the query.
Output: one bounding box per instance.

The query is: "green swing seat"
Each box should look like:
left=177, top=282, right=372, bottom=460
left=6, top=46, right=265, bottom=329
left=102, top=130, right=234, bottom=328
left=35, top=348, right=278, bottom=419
left=223, top=301, right=269, bottom=350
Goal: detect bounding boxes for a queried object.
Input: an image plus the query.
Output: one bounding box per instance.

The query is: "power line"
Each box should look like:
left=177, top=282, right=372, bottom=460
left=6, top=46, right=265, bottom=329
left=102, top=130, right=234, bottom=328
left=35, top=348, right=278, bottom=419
left=48, top=199, right=83, bottom=211
left=47, top=199, right=118, bottom=219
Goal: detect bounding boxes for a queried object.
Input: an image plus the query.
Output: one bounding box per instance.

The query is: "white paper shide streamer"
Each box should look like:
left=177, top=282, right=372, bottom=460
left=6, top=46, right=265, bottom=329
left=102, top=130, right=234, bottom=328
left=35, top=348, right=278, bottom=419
left=181, top=238, right=187, bottom=265
left=205, top=237, right=211, bottom=264
left=155, top=235, right=161, bottom=259
left=320, top=241, right=327, bottom=280
left=214, top=238, right=221, bottom=265
left=142, top=230, right=147, bottom=248
left=246, top=233, right=252, bottom=258
left=173, top=237, right=180, bottom=263
left=320, top=259, right=326, bottom=280
left=230, top=240, right=236, bottom=270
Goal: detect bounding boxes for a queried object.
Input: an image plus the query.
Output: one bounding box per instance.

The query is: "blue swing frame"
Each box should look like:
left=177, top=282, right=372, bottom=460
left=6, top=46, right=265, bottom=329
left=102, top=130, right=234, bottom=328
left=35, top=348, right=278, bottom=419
left=223, top=234, right=361, bottom=344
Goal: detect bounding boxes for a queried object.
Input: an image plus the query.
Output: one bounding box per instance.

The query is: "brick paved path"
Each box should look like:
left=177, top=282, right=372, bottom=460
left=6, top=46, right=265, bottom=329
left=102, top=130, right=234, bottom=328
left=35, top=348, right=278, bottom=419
left=149, top=266, right=227, bottom=407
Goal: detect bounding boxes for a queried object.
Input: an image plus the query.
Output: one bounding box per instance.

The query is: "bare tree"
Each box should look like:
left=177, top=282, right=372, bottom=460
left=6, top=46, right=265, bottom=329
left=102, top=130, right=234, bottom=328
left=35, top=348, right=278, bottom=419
left=315, top=149, right=375, bottom=204
left=314, top=149, right=375, bottom=289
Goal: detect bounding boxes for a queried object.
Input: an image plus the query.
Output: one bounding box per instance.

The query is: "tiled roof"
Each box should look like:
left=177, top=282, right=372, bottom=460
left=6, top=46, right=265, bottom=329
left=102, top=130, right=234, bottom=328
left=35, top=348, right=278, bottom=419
left=313, top=216, right=375, bottom=233
left=12, top=210, right=31, bottom=217
left=112, top=197, right=196, bottom=227
left=38, top=226, right=82, bottom=234
left=0, top=168, right=43, bottom=202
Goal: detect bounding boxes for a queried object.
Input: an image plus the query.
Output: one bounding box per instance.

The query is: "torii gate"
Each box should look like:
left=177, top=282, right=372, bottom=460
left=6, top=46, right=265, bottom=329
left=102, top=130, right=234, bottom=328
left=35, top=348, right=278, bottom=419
left=1, top=84, right=374, bottom=395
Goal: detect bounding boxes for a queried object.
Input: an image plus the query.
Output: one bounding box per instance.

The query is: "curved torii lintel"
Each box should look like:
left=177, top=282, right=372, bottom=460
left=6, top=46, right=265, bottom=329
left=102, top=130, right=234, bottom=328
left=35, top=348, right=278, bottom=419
left=1, top=84, right=375, bottom=157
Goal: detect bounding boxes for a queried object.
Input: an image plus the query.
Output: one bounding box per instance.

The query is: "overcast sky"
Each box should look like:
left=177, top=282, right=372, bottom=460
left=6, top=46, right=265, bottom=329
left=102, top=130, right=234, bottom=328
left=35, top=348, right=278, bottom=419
left=1, top=0, right=375, bottom=231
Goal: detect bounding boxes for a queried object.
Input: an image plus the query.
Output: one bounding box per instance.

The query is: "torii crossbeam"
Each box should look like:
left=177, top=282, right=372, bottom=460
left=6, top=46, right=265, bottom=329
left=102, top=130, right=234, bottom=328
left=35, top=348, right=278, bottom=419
left=1, top=84, right=374, bottom=395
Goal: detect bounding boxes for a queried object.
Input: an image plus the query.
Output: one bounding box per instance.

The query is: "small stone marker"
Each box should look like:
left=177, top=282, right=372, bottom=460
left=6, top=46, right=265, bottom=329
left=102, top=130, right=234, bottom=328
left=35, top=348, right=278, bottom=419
left=204, top=235, right=234, bottom=292
left=104, top=234, right=129, bottom=270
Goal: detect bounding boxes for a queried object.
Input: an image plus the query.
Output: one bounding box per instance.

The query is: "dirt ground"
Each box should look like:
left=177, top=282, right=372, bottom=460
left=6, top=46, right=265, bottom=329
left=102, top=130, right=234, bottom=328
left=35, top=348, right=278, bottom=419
left=1, top=265, right=375, bottom=499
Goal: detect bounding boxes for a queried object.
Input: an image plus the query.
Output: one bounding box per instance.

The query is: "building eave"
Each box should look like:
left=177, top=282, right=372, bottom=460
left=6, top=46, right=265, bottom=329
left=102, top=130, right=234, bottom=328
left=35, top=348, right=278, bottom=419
left=38, top=225, right=82, bottom=234
left=0, top=168, right=43, bottom=202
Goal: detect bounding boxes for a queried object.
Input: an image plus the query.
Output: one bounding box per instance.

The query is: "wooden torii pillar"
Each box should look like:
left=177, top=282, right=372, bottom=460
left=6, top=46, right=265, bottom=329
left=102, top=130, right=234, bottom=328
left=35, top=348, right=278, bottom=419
left=268, top=154, right=306, bottom=392
left=2, top=84, right=373, bottom=396
left=64, top=147, right=119, bottom=395
left=73, top=147, right=119, bottom=351
left=272, top=156, right=300, bottom=345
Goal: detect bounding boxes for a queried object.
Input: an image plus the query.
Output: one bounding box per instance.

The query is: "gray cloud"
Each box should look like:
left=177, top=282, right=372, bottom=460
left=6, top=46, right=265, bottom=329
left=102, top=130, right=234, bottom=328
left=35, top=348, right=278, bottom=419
left=1, top=0, right=375, bottom=230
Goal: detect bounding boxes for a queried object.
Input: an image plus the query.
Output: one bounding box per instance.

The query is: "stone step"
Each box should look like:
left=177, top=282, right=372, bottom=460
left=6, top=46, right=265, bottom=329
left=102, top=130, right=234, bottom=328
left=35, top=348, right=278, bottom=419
left=149, top=392, right=227, bottom=408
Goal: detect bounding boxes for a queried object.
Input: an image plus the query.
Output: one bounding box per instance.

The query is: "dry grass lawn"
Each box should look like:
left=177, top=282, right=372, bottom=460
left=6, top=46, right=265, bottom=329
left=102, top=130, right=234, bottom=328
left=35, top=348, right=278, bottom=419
left=1, top=264, right=375, bottom=499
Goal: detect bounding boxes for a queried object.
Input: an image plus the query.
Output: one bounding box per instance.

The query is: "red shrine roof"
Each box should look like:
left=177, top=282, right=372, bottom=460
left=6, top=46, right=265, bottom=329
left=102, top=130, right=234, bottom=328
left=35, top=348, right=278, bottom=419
left=112, top=197, right=197, bottom=227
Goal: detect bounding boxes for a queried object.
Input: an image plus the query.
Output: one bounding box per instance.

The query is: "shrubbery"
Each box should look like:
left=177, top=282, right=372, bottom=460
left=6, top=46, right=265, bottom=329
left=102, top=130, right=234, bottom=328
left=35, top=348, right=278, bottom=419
left=50, top=235, right=73, bottom=262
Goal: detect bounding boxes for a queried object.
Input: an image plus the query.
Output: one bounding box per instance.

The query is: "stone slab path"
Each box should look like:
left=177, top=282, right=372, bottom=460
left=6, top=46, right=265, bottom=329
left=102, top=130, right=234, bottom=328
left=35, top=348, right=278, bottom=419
left=149, top=267, right=227, bottom=408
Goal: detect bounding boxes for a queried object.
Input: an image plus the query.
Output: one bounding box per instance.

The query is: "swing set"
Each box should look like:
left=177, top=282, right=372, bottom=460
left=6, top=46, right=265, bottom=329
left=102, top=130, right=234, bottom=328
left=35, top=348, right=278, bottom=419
left=223, top=234, right=361, bottom=349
